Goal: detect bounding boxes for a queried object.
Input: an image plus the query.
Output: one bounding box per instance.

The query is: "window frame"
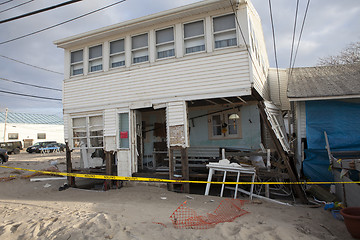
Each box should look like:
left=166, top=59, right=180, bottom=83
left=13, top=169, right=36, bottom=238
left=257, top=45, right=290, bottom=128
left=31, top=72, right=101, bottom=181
left=117, top=111, right=131, bottom=150
left=131, top=33, right=149, bottom=64
left=8, top=133, right=19, bottom=140
left=212, top=13, right=238, bottom=50
left=88, top=44, right=103, bottom=73
left=208, top=109, right=242, bottom=140
left=109, top=38, right=126, bottom=69
left=70, top=49, right=84, bottom=76
left=183, top=19, right=206, bottom=55
left=155, top=26, right=175, bottom=60
left=71, top=114, right=104, bottom=149
left=37, top=133, right=46, bottom=140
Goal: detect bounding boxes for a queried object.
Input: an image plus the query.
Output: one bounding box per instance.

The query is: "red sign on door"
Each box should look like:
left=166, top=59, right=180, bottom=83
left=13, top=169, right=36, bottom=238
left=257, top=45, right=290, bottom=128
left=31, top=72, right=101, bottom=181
left=120, top=131, right=128, bottom=139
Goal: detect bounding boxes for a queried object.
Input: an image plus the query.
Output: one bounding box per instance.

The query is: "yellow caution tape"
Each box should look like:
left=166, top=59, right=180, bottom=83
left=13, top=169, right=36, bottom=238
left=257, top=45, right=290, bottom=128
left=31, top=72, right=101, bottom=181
left=1, top=165, right=359, bottom=185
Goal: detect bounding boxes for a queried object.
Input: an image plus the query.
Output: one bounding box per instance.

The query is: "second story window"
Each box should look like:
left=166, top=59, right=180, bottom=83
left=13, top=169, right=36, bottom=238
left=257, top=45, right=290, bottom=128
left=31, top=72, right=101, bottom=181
left=70, top=50, right=83, bottom=76
left=110, top=39, right=125, bottom=68
left=213, top=14, right=237, bottom=49
left=132, top=33, right=148, bottom=64
left=184, top=20, right=205, bottom=54
left=89, top=45, right=103, bottom=72
left=156, top=27, right=175, bottom=59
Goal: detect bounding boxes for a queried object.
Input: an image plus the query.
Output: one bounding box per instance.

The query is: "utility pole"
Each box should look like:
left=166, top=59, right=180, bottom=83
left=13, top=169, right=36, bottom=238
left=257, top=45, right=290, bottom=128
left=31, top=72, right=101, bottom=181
left=3, top=108, right=8, bottom=142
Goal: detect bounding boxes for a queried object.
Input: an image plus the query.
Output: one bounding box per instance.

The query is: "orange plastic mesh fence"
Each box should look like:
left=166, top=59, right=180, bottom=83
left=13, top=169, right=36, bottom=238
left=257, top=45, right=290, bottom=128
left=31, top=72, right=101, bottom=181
left=170, top=199, right=249, bottom=229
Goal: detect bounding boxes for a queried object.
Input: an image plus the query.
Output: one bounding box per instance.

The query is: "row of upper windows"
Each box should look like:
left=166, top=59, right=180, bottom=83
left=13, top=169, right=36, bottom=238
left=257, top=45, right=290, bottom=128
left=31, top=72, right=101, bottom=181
left=70, top=13, right=237, bottom=76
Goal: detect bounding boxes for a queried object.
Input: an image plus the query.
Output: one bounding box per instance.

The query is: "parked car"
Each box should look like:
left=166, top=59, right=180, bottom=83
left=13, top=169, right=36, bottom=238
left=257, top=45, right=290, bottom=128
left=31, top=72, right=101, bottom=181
left=45, top=143, right=66, bottom=152
left=0, top=148, right=9, bottom=163
left=26, top=141, right=57, bottom=153
left=0, top=141, right=22, bottom=154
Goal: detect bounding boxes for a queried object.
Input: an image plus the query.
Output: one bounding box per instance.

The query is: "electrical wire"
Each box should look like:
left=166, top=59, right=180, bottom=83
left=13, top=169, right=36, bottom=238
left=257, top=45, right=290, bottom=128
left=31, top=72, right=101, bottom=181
left=290, top=0, right=311, bottom=76
left=0, top=77, right=62, bottom=92
left=0, top=0, right=14, bottom=6
left=289, top=0, right=299, bottom=70
left=0, top=0, right=127, bottom=45
left=0, top=54, right=63, bottom=75
left=268, top=0, right=282, bottom=106
left=0, top=0, right=83, bottom=24
left=0, top=0, right=34, bottom=14
left=0, top=89, right=62, bottom=101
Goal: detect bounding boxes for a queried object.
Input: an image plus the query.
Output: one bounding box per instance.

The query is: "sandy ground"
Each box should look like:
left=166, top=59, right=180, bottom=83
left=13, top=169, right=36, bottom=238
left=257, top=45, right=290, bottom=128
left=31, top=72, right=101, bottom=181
left=0, top=151, right=353, bottom=240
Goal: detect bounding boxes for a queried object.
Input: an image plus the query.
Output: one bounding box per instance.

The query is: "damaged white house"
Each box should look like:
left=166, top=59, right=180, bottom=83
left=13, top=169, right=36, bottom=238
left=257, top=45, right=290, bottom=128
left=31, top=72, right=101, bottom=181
left=54, top=0, right=275, bottom=184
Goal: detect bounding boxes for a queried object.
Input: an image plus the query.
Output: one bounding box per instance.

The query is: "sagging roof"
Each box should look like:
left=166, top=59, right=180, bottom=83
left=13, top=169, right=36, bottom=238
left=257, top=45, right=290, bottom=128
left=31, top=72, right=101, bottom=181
left=287, top=64, right=360, bottom=101
left=0, top=112, right=63, bottom=125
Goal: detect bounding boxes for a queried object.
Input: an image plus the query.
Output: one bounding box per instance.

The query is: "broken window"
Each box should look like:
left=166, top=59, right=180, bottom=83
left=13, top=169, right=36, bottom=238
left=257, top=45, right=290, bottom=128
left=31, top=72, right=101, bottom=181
left=89, top=45, right=103, bottom=72
left=72, top=115, right=103, bottom=148
left=213, top=14, right=237, bottom=49
left=156, top=27, right=175, bottom=59
left=70, top=49, right=83, bottom=76
left=110, top=39, right=125, bottom=68
left=184, top=20, right=205, bottom=54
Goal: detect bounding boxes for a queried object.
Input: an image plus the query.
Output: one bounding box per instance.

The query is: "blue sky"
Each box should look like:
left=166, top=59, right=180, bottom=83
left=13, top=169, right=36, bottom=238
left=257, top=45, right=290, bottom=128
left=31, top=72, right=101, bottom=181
left=0, top=0, right=359, bottom=116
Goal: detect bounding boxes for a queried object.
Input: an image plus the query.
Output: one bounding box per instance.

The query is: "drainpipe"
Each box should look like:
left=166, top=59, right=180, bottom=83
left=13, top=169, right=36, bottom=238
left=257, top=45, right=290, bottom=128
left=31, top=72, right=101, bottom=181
left=3, top=108, right=8, bottom=142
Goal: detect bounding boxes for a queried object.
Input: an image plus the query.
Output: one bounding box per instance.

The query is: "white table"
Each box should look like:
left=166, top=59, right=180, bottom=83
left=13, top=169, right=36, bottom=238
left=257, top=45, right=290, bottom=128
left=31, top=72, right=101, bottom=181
left=204, top=163, right=256, bottom=199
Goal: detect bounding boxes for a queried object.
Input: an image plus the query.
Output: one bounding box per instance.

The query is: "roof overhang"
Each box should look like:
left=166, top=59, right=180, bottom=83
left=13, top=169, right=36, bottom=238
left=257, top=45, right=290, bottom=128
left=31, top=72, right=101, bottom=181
left=288, top=94, right=360, bottom=102
left=54, top=0, right=245, bottom=49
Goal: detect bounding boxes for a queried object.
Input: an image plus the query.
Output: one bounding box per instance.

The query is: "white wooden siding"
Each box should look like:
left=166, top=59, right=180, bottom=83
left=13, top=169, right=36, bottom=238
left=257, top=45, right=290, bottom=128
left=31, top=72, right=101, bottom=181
left=63, top=50, right=251, bottom=112
left=63, top=113, right=69, bottom=141
left=104, top=109, right=117, bottom=136
left=268, top=68, right=290, bottom=110
left=298, top=101, right=306, bottom=138
left=166, top=101, right=189, bottom=147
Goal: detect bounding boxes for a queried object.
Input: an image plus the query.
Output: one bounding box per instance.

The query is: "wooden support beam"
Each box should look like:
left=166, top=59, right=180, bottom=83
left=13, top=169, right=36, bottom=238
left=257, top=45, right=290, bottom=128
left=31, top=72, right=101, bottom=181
left=168, top=147, right=174, bottom=191
left=105, top=151, right=112, bottom=191
left=181, top=147, right=190, bottom=193
left=65, top=142, right=75, bottom=187
left=258, top=101, right=308, bottom=204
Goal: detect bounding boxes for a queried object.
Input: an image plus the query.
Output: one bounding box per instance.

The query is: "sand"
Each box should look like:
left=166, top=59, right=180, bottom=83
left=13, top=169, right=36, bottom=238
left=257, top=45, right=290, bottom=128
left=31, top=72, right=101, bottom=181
left=0, top=151, right=353, bottom=240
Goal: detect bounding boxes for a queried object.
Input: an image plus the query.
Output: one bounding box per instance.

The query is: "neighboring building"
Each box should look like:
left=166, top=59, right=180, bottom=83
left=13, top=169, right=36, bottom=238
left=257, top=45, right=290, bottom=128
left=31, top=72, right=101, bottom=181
left=0, top=112, right=64, bottom=148
left=287, top=64, right=360, bottom=182
left=54, top=0, right=271, bottom=177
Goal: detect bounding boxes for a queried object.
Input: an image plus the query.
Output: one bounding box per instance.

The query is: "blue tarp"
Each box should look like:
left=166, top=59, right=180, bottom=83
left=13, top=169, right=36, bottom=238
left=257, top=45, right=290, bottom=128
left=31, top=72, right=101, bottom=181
left=303, top=100, right=360, bottom=182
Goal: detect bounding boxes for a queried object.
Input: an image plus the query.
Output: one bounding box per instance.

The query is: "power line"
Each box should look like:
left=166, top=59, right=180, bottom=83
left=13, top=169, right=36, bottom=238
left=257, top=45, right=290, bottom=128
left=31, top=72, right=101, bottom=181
left=289, top=0, right=299, bottom=70
left=0, top=77, right=62, bottom=92
left=0, top=0, right=127, bottom=45
left=0, top=54, right=63, bottom=75
left=0, top=0, right=34, bottom=14
left=0, top=0, right=14, bottom=6
left=0, top=89, right=62, bottom=101
left=290, top=0, right=311, bottom=76
left=268, top=0, right=282, bottom=106
left=0, top=0, right=83, bottom=24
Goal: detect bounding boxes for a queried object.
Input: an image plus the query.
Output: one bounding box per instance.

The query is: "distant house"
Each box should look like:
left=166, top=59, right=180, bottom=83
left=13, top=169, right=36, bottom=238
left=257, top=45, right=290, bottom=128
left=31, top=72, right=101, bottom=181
left=54, top=0, right=273, bottom=178
left=0, top=112, right=64, bottom=148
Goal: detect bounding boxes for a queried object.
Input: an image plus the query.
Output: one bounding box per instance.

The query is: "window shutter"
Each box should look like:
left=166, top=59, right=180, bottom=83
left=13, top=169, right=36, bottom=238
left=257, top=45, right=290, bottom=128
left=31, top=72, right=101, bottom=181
left=213, top=14, right=236, bottom=32
left=110, top=39, right=124, bottom=54
left=71, top=50, right=83, bottom=63
left=132, top=33, right=148, bottom=49
left=89, top=45, right=102, bottom=59
left=156, top=27, right=174, bottom=44
left=184, top=20, right=204, bottom=38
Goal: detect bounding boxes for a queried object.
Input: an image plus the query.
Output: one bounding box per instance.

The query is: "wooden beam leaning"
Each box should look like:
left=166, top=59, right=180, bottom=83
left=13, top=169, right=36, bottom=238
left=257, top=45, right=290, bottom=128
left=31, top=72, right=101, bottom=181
left=65, top=142, right=75, bottom=187
left=257, top=101, right=308, bottom=204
